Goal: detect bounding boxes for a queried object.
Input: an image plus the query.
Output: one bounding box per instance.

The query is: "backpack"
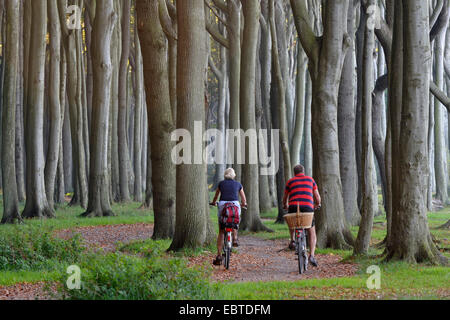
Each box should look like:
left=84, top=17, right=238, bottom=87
left=220, top=203, right=240, bottom=230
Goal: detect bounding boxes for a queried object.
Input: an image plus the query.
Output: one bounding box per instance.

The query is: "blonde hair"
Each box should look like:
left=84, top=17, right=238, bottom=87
left=224, top=168, right=236, bottom=180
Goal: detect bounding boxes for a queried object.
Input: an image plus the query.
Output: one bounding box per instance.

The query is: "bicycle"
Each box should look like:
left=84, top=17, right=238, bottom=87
left=210, top=202, right=246, bottom=270
left=285, top=206, right=320, bottom=275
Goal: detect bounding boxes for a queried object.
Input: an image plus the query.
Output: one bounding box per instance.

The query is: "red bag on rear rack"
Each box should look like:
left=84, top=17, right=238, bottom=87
left=220, top=203, right=240, bottom=230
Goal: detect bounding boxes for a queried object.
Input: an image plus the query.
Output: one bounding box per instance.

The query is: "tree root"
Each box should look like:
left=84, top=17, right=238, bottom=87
left=80, top=210, right=115, bottom=218
left=437, top=220, right=450, bottom=229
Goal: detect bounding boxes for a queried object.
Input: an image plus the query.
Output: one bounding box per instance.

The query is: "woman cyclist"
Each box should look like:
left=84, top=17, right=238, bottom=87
left=210, top=168, right=247, bottom=266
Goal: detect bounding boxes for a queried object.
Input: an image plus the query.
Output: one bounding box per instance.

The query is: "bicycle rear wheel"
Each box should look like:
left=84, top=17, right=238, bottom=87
left=224, top=246, right=231, bottom=270
left=298, top=249, right=305, bottom=274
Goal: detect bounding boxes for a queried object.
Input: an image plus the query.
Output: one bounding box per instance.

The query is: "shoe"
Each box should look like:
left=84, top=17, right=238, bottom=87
left=213, top=255, right=223, bottom=266
left=233, top=240, right=239, bottom=247
left=289, top=241, right=296, bottom=251
left=309, top=256, right=318, bottom=267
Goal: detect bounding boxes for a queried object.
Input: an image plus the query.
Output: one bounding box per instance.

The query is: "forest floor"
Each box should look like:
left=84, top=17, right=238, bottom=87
left=0, top=201, right=449, bottom=300
left=0, top=223, right=357, bottom=299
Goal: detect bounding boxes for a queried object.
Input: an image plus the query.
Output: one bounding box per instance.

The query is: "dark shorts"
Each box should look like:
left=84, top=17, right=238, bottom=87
left=288, top=205, right=315, bottom=227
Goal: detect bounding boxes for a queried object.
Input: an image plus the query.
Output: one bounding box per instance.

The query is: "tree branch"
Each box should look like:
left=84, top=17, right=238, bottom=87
left=430, top=0, right=450, bottom=42
left=208, top=57, right=223, bottom=81
left=260, top=12, right=268, bottom=33
left=158, top=0, right=177, bottom=41
left=430, top=0, right=444, bottom=31
left=205, top=0, right=229, bottom=28
left=166, top=0, right=177, bottom=20
left=212, top=0, right=227, bottom=13
left=430, top=81, right=450, bottom=111
left=289, top=0, right=320, bottom=66
left=205, top=14, right=229, bottom=48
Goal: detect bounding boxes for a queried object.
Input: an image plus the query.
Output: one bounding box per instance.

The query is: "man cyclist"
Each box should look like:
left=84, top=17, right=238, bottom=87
left=283, top=165, right=321, bottom=267
left=210, top=168, right=247, bottom=266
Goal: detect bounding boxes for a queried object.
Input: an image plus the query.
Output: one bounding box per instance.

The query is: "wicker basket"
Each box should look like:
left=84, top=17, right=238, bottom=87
left=284, top=211, right=314, bottom=230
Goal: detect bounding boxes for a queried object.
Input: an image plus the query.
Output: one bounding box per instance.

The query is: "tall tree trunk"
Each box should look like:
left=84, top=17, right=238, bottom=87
left=117, top=0, right=131, bottom=202
left=133, top=30, right=143, bottom=203
left=15, top=0, right=25, bottom=202
left=82, top=0, right=116, bottom=218
left=269, top=0, right=291, bottom=182
left=239, top=0, right=271, bottom=233
left=354, top=0, right=377, bottom=255
left=433, top=17, right=449, bottom=205
left=136, top=0, right=176, bottom=239
left=61, top=0, right=88, bottom=209
left=110, top=0, right=121, bottom=201
left=291, top=0, right=354, bottom=249
left=304, top=73, right=313, bottom=177
left=22, top=0, right=54, bottom=219
left=386, top=0, right=404, bottom=247
left=169, top=0, right=209, bottom=249
left=387, top=0, right=446, bottom=265
left=45, top=0, right=63, bottom=211
left=227, top=0, right=242, bottom=180
left=256, top=44, right=272, bottom=213
left=2, top=0, right=21, bottom=224
left=291, top=44, right=306, bottom=167
left=338, top=0, right=360, bottom=226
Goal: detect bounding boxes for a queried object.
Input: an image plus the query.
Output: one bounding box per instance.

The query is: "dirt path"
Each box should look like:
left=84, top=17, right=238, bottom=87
left=1, top=223, right=357, bottom=300
left=56, top=223, right=155, bottom=252
left=189, top=235, right=358, bottom=283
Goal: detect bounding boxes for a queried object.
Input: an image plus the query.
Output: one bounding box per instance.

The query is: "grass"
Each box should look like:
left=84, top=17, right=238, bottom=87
left=0, top=196, right=448, bottom=300
left=220, top=258, right=449, bottom=300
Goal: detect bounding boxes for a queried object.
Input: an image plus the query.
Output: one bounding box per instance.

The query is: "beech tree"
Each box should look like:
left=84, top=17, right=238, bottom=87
left=386, top=0, right=446, bottom=264
left=290, top=0, right=354, bottom=249
left=82, top=0, right=116, bottom=218
left=1, top=0, right=20, bottom=224
left=136, top=0, right=176, bottom=239
left=169, top=0, right=212, bottom=249
left=22, top=0, right=54, bottom=219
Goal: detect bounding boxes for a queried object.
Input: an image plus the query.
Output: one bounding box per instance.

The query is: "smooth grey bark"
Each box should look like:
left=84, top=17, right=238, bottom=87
left=136, top=0, right=176, bottom=239
left=110, top=0, right=121, bottom=201
left=269, top=0, right=291, bottom=183
left=433, top=19, right=449, bottom=205
left=260, top=0, right=277, bottom=207
left=169, top=0, right=210, bottom=249
left=15, top=0, right=25, bottom=202
left=338, top=0, right=360, bottom=226
left=45, top=0, right=63, bottom=211
left=2, top=0, right=21, bottom=224
left=291, top=0, right=354, bottom=249
left=372, top=74, right=388, bottom=213
left=55, top=46, right=67, bottom=204
left=22, top=0, right=54, bottom=219
left=291, top=44, right=306, bottom=167
left=117, top=0, right=131, bottom=202
left=60, top=0, right=88, bottom=209
left=239, top=0, right=272, bottom=233
left=354, top=0, right=377, bottom=255
left=133, top=30, right=143, bottom=203
left=82, top=0, right=116, bottom=218
left=304, top=73, right=313, bottom=177
left=256, top=43, right=273, bottom=213
left=387, top=0, right=446, bottom=265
